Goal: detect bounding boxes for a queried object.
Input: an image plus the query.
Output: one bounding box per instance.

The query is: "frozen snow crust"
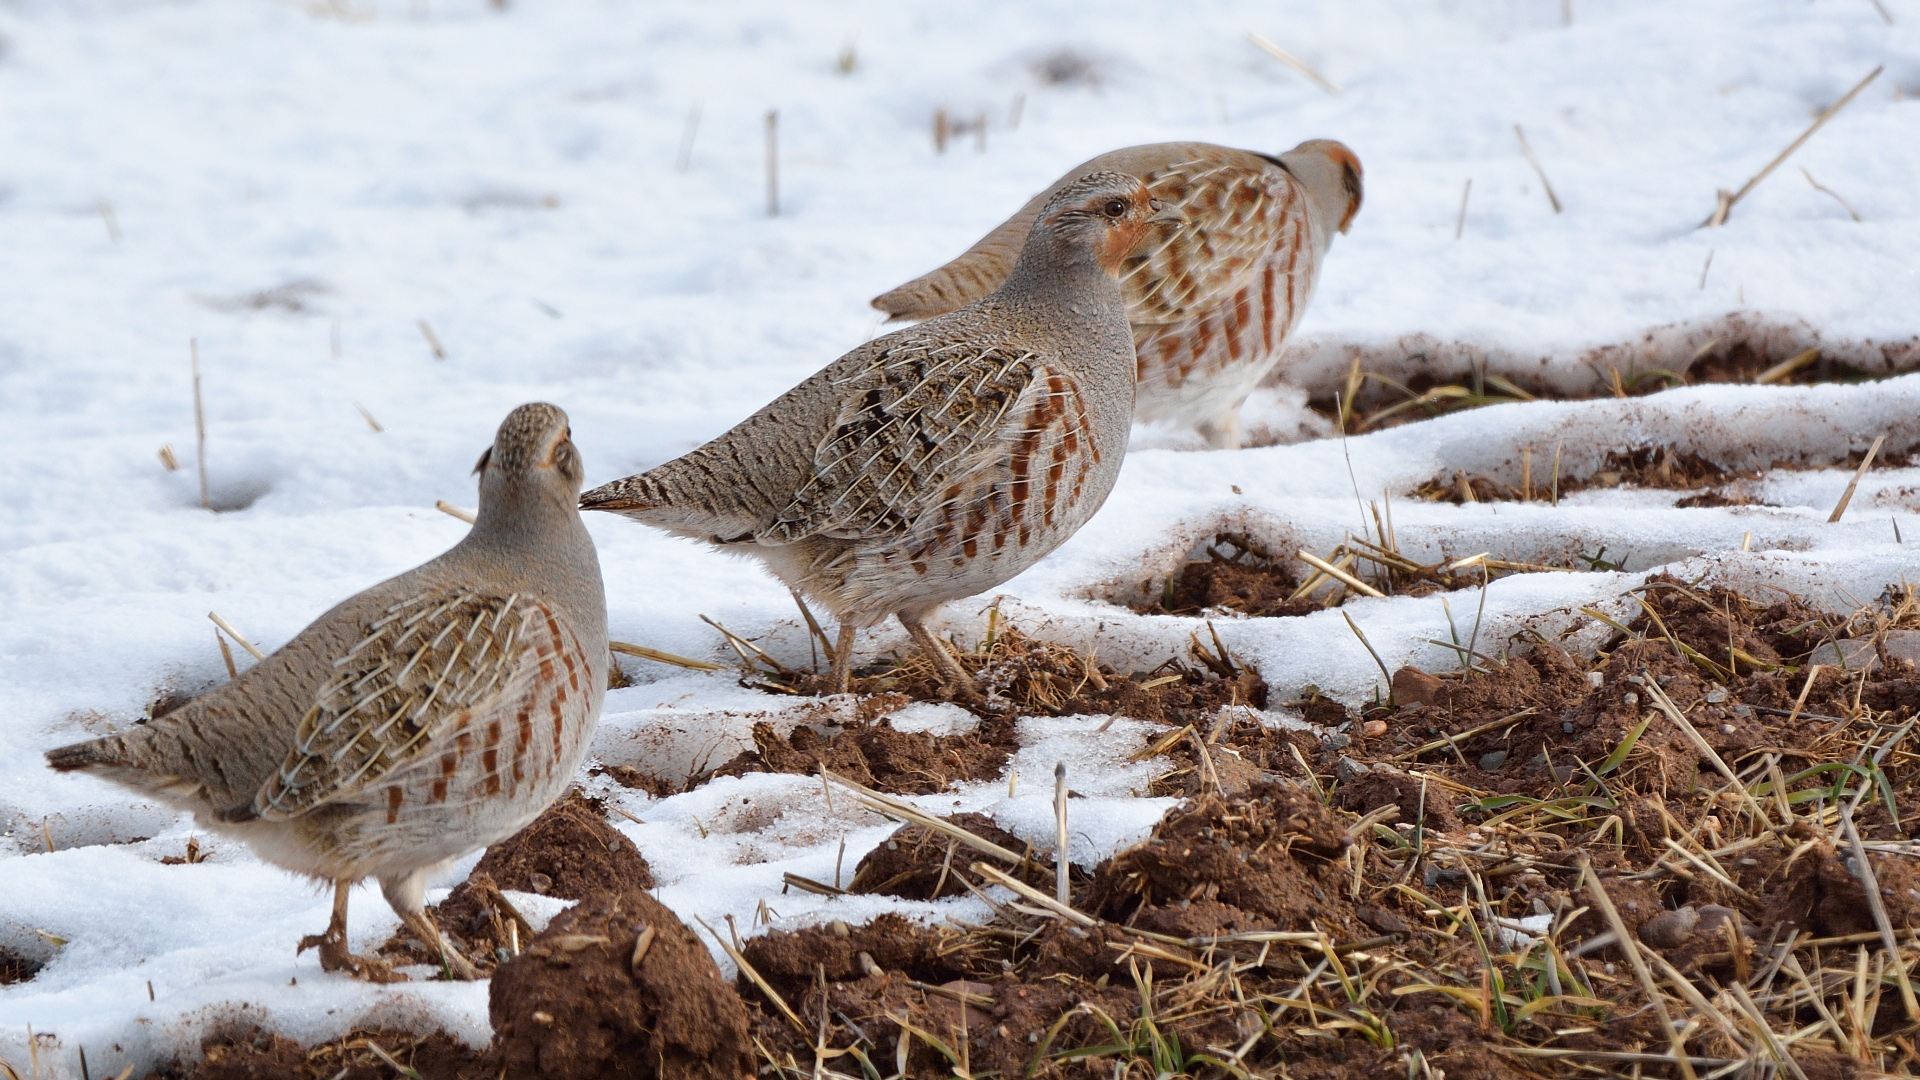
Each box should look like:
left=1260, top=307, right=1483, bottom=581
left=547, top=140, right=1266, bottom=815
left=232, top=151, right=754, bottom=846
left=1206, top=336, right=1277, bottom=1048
left=1, top=0, right=1916, bottom=1074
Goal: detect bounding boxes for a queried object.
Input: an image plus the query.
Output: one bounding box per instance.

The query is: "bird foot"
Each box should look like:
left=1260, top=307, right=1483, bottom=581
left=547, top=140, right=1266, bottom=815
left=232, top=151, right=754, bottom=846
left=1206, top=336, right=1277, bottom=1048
left=298, top=930, right=405, bottom=983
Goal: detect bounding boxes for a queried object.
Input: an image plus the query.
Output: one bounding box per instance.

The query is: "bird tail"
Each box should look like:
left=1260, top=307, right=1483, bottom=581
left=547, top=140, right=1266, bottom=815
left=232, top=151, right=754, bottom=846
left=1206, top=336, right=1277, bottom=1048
left=46, top=730, right=213, bottom=809
left=46, top=735, right=135, bottom=772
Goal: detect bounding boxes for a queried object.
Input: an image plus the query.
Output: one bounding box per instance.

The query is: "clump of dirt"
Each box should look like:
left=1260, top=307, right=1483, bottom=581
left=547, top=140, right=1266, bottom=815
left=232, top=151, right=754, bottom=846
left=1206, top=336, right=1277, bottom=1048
left=381, top=791, right=654, bottom=975
left=157, top=1029, right=487, bottom=1080
left=712, top=717, right=1021, bottom=796
left=1084, top=779, right=1357, bottom=937
left=1132, top=532, right=1578, bottom=620
left=471, top=790, right=654, bottom=899
left=490, top=889, right=753, bottom=1080
left=1133, top=533, right=1318, bottom=618
left=847, top=813, right=1058, bottom=900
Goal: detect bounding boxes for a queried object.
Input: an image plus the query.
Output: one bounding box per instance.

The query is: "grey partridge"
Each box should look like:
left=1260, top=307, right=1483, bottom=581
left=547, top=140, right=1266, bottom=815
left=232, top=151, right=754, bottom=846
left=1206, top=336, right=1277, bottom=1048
left=581, top=172, right=1179, bottom=697
left=47, top=403, right=608, bottom=981
left=872, top=140, right=1362, bottom=449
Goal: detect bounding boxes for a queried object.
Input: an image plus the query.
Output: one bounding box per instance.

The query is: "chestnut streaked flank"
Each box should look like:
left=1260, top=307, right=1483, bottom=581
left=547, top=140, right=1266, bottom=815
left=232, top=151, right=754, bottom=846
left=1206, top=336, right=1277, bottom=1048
left=46, top=402, right=608, bottom=982
left=581, top=172, right=1180, bottom=697
left=873, top=140, right=1363, bottom=450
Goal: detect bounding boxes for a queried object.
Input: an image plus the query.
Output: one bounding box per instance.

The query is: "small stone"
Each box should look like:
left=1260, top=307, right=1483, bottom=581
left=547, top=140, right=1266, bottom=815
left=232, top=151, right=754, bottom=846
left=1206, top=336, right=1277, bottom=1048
left=1639, top=906, right=1699, bottom=948
left=856, top=951, right=880, bottom=977
left=1336, top=756, right=1371, bottom=784
left=1808, top=638, right=1881, bottom=673
left=527, top=871, right=553, bottom=895
left=1392, top=666, right=1447, bottom=708
left=1361, top=719, right=1388, bottom=738
left=1706, top=688, right=1728, bottom=703
left=830, top=920, right=851, bottom=938
left=1479, top=750, right=1508, bottom=770
left=1323, top=731, right=1351, bottom=750
left=1624, top=675, right=1644, bottom=686
left=1884, top=629, right=1920, bottom=669
left=1586, top=671, right=1605, bottom=689
left=1721, top=724, right=1736, bottom=734
left=1732, top=704, right=1754, bottom=719
left=1563, top=721, right=1575, bottom=734
left=532, top=1011, right=554, bottom=1025
left=1622, top=692, right=1639, bottom=706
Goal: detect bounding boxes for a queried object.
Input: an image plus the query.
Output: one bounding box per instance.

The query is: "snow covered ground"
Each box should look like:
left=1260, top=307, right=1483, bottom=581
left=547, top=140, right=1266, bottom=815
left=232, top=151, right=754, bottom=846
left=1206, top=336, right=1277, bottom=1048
left=1, top=0, right=1916, bottom=1075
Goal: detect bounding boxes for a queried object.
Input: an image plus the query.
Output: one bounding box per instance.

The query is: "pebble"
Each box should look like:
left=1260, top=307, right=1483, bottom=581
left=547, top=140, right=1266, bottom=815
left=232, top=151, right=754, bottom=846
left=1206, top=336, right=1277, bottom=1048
left=1622, top=692, right=1639, bottom=706
left=1721, top=724, right=1736, bottom=735
left=1479, top=750, right=1509, bottom=770
left=1587, top=671, right=1605, bottom=689
left=1361, top=719, right=1388, bottom=738
left=1808, top=638, right=1881, bottom=673
left=1706, top=688, right=1728, bottom=703
left=1563, top=721, right=1575, bottom=733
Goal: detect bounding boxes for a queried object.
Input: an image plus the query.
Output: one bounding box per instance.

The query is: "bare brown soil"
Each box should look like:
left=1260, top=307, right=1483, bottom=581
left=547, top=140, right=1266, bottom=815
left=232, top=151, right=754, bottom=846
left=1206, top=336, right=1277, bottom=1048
left=847, top=812, right=1061, bottom=901
left=490, top=889, right=752, bottom=1080
left=378, top=790, right=654, bottom=976
left=0, top=946, right=41, bottom=985
left=1133, top=531, right=1552, bottom=622
left=145, top=1029, right=488, bottom=1080
left=165, top=577, right=1920, bottom=1080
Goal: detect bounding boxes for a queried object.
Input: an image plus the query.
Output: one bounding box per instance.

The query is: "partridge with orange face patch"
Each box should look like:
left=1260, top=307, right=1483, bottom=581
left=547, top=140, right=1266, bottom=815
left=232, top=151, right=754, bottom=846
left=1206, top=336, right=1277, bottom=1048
left=47, top=403, right=608, bottom=981
left=582, top=172, right=1179, bottom=697
left=873, top=140, right=1363, bottom=449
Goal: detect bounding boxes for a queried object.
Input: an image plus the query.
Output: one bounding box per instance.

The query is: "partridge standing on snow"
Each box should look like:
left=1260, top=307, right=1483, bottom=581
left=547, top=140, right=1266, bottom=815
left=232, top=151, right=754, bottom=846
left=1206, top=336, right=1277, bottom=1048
left=873, top=140, right=1362, bottom=449
left=47, top=403, right=607, bottom=981
left=581, top=173, right=1180, bottom=697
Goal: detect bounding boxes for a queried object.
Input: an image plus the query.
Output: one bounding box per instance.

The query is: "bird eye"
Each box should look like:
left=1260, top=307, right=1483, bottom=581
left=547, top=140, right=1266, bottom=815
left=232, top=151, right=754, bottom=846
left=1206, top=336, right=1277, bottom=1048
left=1102, top=198, right=1128, bottom=218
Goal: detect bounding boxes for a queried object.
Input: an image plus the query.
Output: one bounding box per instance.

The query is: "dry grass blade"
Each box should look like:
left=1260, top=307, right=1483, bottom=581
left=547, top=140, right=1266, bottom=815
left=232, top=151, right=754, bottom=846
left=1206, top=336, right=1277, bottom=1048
left=1755, top=346, right=1820, bottom=384
left=1801, top=167, right=1862, bottom=221
left=1725, top=981, right=1811, bottom=1080
left=1245, top=31, right=1339, bottom=93
left=821, top=770, right=1025, bottom=865
left=609, top=639, right=725, bottom=672
left=1579, top=857, right=1698, bottom=1080
left=1298, top=549, right=1385, bottom=598
left=417, top=319, right=446, bottom=359
left=434, top=500, right=476, bottom=524
left=1828, top=434, right=1885, bottom=523
left=695, top=915, right=808, bottom=1036
left=1840, top=807, right=1920, bottom=1020
left=1641, top=673, right=1771, bottom=827
left=207, top=611, right=266, bottom=660
left=1703, top=65, right=1883, bottom=226
left=1514, top=124, right=1563, bottom=212
left=971, top=863, right=1096, bottom=927
left=191, top=339, right=209, bottom=511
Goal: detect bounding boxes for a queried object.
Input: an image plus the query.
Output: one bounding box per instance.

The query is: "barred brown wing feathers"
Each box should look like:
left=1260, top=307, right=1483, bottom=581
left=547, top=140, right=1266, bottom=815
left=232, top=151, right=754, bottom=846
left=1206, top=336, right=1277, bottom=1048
left=1122, top=159, right=1301, bottom=326
left=769, top=343, right=1042, bottom=543
left=253, top=590, right=539, bottom=820
left=896, top=362, right=1101, bottom=564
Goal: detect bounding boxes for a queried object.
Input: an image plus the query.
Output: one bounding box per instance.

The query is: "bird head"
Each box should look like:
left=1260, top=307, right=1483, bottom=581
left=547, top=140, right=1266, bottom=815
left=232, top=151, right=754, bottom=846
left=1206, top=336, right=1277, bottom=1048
left=473, top=402, right=584, bottom=503
left=1278, top=139, right=1364, bottom=236
left=1036, top=170, right=1186, bottom=275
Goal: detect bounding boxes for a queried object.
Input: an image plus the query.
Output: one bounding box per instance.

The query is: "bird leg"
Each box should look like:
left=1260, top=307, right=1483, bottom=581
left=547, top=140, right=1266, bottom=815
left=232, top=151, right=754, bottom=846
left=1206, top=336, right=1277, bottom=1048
left=381, top=871, right=482, bottom=981
left=899, top=615, right=980, bottom=701
left=298, top=878, right=402, bottom=983
left=399, top=908, right=483, bottom=981
left=1196, top=408, right=1244, bottom=451
left=829, top=622, right=857, bottom=695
